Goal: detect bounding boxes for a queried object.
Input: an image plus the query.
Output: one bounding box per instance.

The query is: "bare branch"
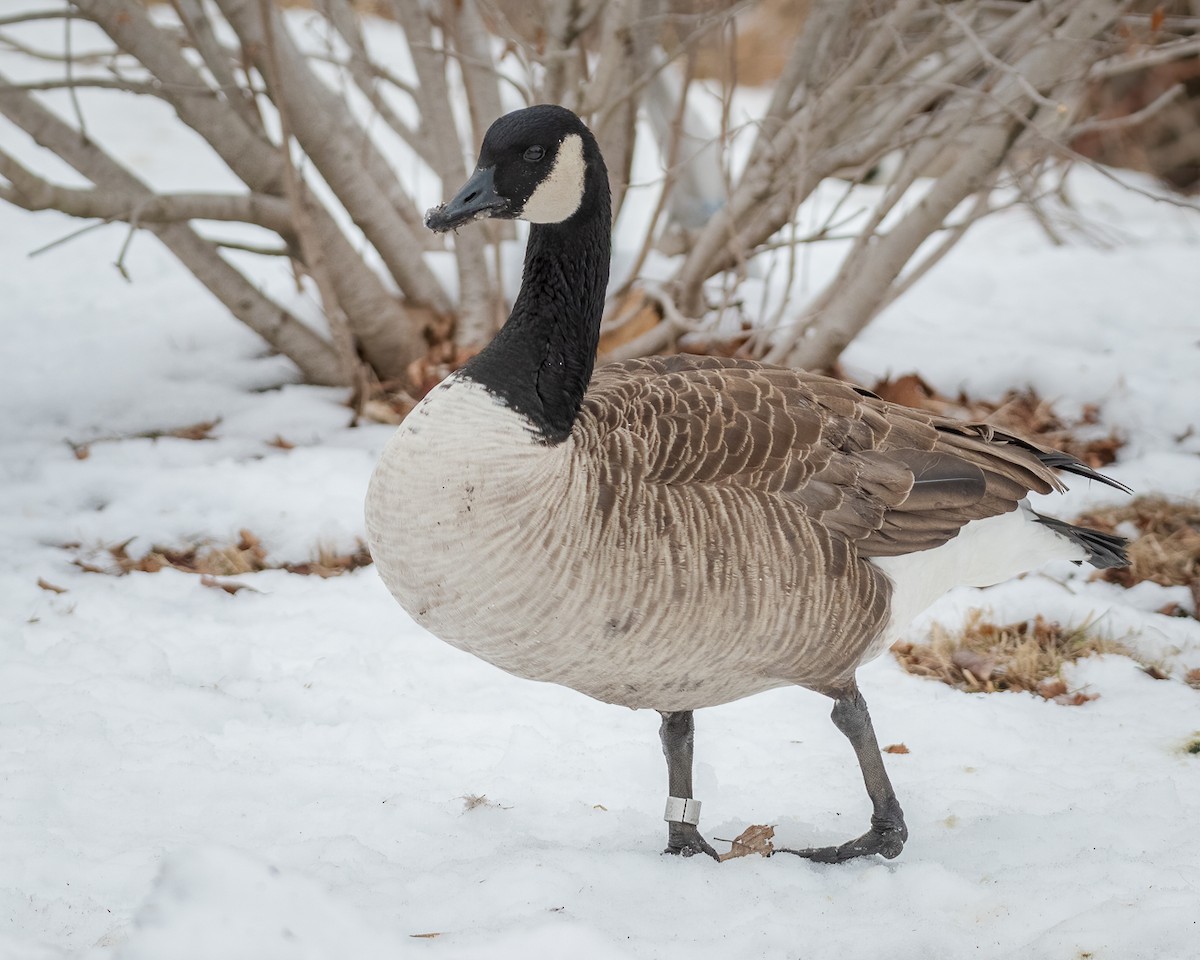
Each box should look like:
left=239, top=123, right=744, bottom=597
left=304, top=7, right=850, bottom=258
left=0, top=77, right=164, bottom=95
left=1071, top=82, right=1186, bottom=136
left=258, top=0, right=364, bottom=402
left=583, top=0, right=665, bottom=219
left=1092, top=34, right=1200, bottom=78
left=446, top=0, right=507, bottom=149
left=318, top=0, right=439, bottom=171
left=390, top=0, right=494, bottom=345
left=0, top=29, right=117, bottom=64
left=74, top=0, right=430, bottom=377
left=766, top=0, right=1130, bottom=370
left=0, top=10, right=73, bottom=27
left=170, top=0, right=266, bottom=135
left=0, top=155, right=294, bottom=230
left=539, top=0, right=606, bottom=108
left=0, top=71, right=346, bottom=386
left=216, top=0, right=448, bottom=309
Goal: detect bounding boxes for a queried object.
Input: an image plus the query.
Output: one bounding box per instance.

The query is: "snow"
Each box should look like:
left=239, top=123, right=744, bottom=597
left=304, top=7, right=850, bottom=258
left=3, top=14, right=1200, bottom=960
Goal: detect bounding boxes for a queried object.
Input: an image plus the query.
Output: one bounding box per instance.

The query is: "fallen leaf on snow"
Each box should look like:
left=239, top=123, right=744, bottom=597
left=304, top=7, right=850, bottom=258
left=200, top=575, right=256, bottom=595
left=37, top=578, right=68, bottom=594
left=884, top=743, right=910, bottom=754
left=718, top=824, right=775, bottom=861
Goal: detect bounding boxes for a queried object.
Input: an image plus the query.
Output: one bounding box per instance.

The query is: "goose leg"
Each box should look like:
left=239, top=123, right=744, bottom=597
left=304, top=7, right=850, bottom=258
left=658, top=710, right=719, bottom=860
left=777, top=687, right=907, bottom=863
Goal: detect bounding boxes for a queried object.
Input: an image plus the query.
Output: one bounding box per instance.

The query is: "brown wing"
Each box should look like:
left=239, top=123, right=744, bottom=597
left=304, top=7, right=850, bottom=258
left=577, top=354, right=1095, bottom=559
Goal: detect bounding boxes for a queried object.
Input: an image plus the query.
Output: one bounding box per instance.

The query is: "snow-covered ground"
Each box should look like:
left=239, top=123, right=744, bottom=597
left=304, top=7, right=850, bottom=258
left=3, top=15, right=1200, bottom=960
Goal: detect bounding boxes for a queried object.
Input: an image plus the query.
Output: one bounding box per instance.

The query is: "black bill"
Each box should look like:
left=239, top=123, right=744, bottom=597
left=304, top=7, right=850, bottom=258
left=424, top=166, right=508, bottom=233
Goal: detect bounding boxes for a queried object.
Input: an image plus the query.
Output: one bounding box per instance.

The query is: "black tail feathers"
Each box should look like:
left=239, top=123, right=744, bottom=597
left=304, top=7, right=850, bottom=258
left=1035, top=514, right=1129, bottom=570
left=1033, top=449, right=1132, bottom=494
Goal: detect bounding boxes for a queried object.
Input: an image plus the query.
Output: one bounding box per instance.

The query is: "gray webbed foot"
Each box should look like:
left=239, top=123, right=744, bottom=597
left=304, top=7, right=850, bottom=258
left=663, top=822, right=721, bottom=861
left=775, top=812, right=907, bottom=863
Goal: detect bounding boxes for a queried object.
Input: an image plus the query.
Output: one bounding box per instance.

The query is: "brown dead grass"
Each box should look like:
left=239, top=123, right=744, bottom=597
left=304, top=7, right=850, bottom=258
left=1075, top=497, right=1200, bottom=613
left=69, top=529, right=373, bottom=581
left=893, top=611, right=1129, bottom=705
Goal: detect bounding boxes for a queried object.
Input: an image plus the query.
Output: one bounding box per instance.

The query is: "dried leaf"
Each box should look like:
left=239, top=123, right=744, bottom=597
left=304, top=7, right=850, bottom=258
left=1055, top=690, right=1099, bottom=707
left=108, top=537, right=136, bottom=562
left=135, top=553, right=166, bottom=574
left=199, top=575, right=255, bottom=595
left=598, top=288, right=662, bottom=356
left=951, top=648, right=995, bottom=684
left=66, top=535, right=372, bottom=582
left=266, top=435, right=295, bottom=450
left=37, top=578, right=68, bottom=594
left=1185, top=669, right=1200, bottom=690
left=870, top=373, right=943, bottom=412
left=718, top=823, right=775, bottom=861
left=163, top=420, right=219, bottom=442
left=409, top=932, right=442, bottom=939
left=1141, top=664, right=1170, bottom=681
left=361, top=399, right=404, bottom=425
left=884, top=743, right=910, bottom=755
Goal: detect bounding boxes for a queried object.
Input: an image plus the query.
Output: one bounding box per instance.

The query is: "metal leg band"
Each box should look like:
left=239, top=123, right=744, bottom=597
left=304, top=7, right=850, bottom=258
left=663, top=796, right=702, bottom=825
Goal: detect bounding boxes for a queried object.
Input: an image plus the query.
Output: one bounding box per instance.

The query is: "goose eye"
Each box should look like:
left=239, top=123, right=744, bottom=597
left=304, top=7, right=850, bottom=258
left=523, top=145, right=545, bottom=163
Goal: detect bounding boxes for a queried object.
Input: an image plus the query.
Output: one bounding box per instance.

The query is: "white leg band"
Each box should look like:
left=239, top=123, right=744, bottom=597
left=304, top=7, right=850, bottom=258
left=663, top=796, right=702, bottom=825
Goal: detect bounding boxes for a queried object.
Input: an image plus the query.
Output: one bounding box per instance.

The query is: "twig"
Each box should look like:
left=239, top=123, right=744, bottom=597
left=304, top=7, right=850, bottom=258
left=113, top=210, right=141, bottom=280
left=0, top=77, right=166, bottom=95
left=0, top=10, right=72, bottom=27
left=0, top=30, right=116, bottom=63
left=614, top=50, right=695, bottom=298
left=1071, top=82, right=1186, bottom=136
left=1092, top=35, right=1200, bottom=78
left=25, top=218, right=112, bottom=257
left=943, top=5, right=1065, bottom=113
left=63, top=2, right=88, bottom=141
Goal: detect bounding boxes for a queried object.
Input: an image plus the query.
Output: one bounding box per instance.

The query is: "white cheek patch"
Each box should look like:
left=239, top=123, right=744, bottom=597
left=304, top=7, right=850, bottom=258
left=521, top=133, right=585, bottom=224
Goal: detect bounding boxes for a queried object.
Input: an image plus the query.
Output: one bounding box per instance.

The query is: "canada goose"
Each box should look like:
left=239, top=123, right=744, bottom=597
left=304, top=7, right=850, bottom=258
left=365, top=105, right=1128, bottom=862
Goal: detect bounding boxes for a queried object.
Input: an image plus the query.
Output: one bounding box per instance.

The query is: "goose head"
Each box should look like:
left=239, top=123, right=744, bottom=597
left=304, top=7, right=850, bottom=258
left=425, top=104, right=606, bottom=232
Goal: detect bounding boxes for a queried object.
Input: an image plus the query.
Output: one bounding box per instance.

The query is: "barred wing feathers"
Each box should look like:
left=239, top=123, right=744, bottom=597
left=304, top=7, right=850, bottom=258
left=578, top=355, right=1097, bottom=560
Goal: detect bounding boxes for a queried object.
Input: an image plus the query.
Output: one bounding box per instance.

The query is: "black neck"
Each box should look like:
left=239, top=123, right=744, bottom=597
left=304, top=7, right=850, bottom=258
left=462, top=181, right=611, bottom=444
